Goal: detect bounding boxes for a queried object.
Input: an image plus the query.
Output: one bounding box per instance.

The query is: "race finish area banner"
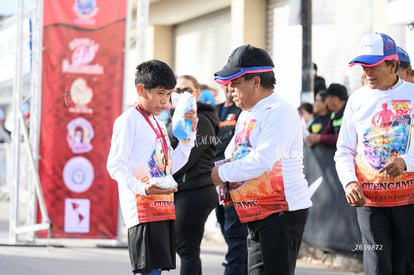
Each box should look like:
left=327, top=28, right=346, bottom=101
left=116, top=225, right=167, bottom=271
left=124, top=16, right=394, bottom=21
left=38, top=0, right=126, bottom=238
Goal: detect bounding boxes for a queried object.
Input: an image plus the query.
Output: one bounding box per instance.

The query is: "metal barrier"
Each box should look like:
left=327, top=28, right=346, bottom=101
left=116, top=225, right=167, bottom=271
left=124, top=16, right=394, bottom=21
left=302, top=144, right=362, bottom=253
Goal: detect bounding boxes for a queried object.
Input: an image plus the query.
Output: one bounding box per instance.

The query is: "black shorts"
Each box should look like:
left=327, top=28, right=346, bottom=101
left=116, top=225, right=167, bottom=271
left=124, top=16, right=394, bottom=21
left=127, top=220, right=176, bottom=273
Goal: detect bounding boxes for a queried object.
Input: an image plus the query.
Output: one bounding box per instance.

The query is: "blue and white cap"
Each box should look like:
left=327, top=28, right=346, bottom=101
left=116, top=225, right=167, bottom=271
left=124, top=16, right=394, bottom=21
left=397, top=46, right=411, bottom=64
left=349, top=33, right=398, bottom=67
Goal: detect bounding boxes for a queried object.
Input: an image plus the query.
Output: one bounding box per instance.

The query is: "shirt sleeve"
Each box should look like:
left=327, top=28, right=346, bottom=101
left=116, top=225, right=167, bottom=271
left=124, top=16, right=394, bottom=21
left=171, top=131, right=196, bottom=173
left=106, top=114, right=148, bottom=196
left=334, top=100, right=359, bottom=189
left=219, top=105, right=299, bottom=182
left=399, top=126, right=414, bottom=171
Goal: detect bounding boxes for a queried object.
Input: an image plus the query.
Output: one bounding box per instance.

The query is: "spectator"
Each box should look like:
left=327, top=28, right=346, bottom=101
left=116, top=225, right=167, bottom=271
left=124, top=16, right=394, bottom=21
left=297, top=102, right=314, bottom=132
left=305, top=90, right=331, bottom=137
left=313, top=63, right=326, bottom=94
left=168, top=75, right=220, bottom=275
left=324, top=83, right=348, bottom=143
left=304, top=91, right=331, bottom=147
left=198, top=84, right=217, bottom=106
left=0, top=108, right=11, bottom=144
left=214, top=83, right=247, bottom=275
left=397, top=46, right=413, bottom=83
left=212, top=44, right=312, bottom=275
left=335, top=32, right=414, bottom=274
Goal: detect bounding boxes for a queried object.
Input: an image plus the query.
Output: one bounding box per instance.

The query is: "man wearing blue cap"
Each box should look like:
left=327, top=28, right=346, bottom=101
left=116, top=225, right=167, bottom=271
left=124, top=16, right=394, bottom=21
left=211, top=44, right=312, bottom=275
left=335, top=32, right=414, bottom=274
left=397, top=46, right=413, bottom=83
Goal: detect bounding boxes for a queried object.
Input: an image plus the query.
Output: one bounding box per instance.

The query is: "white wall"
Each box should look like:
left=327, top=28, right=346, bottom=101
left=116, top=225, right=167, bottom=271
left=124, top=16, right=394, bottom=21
left=174, top=8, right=232, bottom=95
left=267, top=0, right=376, bottom=110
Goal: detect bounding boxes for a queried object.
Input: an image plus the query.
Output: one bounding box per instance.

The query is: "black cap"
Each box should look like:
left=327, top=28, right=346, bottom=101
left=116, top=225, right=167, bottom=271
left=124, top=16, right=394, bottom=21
left=214, top=44, right=274, bottom=78
left=326, top=83, right=348, bottom=101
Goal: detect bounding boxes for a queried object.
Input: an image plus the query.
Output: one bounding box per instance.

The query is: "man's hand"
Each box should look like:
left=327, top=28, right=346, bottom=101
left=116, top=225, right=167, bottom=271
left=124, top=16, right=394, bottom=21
left=378, top=157, right=406, bottom=178
left=306, top=133, right=320, bottom=144
left=211, top=166, right=223, bottom=186
left=345, top=181, right=366, bottom=207
left=304, top=134, right=320, bottom=147
left=145, top=181, right=177, bottom=196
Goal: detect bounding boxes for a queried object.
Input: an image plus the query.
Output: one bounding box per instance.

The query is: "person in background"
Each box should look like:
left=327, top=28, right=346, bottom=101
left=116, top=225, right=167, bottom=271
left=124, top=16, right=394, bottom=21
left=107, top=60, right=198, bottom=275
left=0, top=108, right=11, bottom=144
left=305, top=84, right=348, bottom=147
left=211, top=44, right=312, bottom=275
left=397, top=46, right=413, bottom=83
left=335, top=32, right=414, bottom=274
left=168, top=75, right=219, bottom=275
left=210, top=86, right=224, bottom=104
left=313, top=63, right=326, bottom=94
left=198, top=84, right=217, bottom=106
left=297, top=102, right=314, bottom=133
left=304, top=91, right=330, bottom=147
left=325, top=83, right=347, bottom=142
left=214, top=83, right=247, bottom=275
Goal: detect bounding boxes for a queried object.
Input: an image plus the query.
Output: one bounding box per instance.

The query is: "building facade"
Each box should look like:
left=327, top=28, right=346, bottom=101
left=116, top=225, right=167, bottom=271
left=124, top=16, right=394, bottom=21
left=124, top=0, right=414, bottom=109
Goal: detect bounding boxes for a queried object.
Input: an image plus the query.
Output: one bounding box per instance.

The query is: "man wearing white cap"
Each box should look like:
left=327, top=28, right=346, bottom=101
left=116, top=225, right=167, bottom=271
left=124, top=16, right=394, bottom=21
left=335, top=32, right=414, bottom=274
left=211, top=44, right=312, bottom=275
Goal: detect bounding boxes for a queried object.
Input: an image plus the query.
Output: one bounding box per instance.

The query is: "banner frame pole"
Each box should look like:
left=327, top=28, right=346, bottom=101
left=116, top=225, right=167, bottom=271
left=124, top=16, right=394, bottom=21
left=115, top=0, right=134, bottom=245
left=9, top=0, right=24, bottom=245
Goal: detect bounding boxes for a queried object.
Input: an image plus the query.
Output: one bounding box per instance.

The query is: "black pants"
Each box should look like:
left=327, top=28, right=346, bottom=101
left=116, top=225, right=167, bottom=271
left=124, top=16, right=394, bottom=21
left=174, top=185, right=218, bottom=275
left=247, top=209, right=309, bottom=275
left=356, top=204, right=414, bottom=275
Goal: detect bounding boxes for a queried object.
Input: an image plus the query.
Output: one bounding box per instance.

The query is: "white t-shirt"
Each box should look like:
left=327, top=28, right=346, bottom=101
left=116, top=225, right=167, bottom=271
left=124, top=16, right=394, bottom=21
left=107, top=107, right=195, bottom=228
left=218, top=93, right=312, bottom=222
left=335, top=79, right=414, bottom=207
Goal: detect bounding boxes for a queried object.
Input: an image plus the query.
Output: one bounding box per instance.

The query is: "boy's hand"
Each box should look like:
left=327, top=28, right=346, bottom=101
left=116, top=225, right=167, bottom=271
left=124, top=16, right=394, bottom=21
left=145, top=181, right=177, bottom=195
left=183, top=110, right=199, bottom=132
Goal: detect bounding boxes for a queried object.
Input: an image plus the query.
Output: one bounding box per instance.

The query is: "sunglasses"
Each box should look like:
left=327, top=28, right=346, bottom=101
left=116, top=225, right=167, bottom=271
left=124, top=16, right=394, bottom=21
left=173, top=87, right=194, bottom=94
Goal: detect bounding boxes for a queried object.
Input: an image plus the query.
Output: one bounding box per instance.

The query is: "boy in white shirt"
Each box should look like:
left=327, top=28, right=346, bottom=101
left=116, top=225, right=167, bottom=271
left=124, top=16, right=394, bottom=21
left=107, top=59, right=198, bottom=275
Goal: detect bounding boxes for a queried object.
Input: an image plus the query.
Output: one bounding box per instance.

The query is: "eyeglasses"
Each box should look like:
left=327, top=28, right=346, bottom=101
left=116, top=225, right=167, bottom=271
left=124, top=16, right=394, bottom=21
left=173, top=87, right=194, bottom=94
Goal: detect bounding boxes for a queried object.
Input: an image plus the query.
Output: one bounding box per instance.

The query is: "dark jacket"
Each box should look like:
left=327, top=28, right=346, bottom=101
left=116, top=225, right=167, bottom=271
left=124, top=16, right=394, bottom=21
left=214, top=103, right=242, bottom=162
left=168, top=102, right=220, bottom=191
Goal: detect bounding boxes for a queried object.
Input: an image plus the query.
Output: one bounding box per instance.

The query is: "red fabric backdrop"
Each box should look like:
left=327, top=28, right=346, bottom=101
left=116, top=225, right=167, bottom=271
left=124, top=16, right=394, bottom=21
left=37, top=0, right=125, bottom=239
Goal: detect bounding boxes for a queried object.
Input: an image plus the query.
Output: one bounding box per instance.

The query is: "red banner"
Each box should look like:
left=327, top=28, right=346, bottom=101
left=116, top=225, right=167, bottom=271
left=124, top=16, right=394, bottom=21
left=38, top=0, right=125, bottom=238
left=43, top=0, right=126, bottom=29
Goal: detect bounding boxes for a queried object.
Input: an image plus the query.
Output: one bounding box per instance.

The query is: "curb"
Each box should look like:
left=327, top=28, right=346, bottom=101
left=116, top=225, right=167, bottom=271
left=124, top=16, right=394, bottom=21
left=299, top=243, right=364, bottom=273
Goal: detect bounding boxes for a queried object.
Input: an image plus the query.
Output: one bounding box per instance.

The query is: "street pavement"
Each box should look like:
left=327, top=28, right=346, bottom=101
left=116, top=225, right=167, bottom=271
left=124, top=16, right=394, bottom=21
left=0, top=199, right=362, bottom=275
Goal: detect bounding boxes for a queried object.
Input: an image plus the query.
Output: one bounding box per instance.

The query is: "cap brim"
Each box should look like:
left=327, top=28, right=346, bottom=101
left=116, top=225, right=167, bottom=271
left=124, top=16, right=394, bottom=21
left=349, top=54, right=399, bottom=67
left=348, top=55, right=384, bottom=67
left=214, top=66, right=274, bottom=84
left=214, top=66, right=244, bottom=78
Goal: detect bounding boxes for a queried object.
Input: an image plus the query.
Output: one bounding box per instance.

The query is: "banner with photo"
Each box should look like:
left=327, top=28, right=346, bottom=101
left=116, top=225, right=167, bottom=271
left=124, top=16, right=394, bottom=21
left=37, top=0, right=126, bottom=238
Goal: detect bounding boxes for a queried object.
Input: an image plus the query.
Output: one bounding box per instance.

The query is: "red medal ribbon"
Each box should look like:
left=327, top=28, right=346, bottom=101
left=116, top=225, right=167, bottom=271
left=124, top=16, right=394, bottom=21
left=134, top=103, right=169, bottom=165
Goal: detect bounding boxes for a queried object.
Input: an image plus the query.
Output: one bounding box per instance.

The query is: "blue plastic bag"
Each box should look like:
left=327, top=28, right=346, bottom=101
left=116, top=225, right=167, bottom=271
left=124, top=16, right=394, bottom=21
left=171, top=92, right=197, bottom=141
